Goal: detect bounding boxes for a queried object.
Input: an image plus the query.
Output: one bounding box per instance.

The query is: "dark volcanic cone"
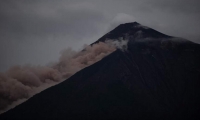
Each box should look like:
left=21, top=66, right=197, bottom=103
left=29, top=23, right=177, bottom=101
left=1, top=22, right=200, bottom=120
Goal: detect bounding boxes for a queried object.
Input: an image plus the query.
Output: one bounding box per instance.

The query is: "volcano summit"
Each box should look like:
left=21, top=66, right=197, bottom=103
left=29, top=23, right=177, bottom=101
left=1, top=22, right=200, bottom=120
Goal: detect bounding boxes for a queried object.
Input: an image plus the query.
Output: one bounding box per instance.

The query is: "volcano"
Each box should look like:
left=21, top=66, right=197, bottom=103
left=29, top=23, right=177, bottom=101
left=1, top=22, right=200, bottom=120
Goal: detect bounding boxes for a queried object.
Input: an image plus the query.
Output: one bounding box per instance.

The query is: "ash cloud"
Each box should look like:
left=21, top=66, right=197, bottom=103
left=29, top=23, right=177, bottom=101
left=0, top=40, right=127, bottom=114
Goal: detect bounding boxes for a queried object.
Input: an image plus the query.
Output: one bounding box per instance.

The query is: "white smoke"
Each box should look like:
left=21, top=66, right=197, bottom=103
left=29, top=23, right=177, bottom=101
left=0, top=39, right=128, bottom=114
left=105, top=39, right=128, bottom=51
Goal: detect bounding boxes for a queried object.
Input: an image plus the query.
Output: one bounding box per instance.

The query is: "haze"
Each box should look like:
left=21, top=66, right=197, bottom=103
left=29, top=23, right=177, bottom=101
left=0, top=0, right=200, bottom=71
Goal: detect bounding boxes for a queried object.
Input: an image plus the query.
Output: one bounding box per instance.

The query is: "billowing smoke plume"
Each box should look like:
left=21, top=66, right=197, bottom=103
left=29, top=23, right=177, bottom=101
left=0, top=40, right=127, bottom=114
left=53, top=42, right=116, bottom=78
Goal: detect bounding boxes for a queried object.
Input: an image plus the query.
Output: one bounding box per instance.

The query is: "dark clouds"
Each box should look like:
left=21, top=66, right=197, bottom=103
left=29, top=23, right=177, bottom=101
left=0, top=0, right=107, bottom=40
left=0, top=0, right=108, bottom=71
left=0, top=0, right=200, bottom=71
left=147, top=0, right=200, bottom=14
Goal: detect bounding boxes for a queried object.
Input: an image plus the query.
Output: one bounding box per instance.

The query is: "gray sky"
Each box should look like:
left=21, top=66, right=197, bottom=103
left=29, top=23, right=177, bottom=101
left=0, top=0, right=200, bottom=71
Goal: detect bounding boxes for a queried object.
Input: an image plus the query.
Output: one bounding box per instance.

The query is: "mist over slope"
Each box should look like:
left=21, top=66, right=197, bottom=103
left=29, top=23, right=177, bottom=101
left=1, top=22, right=200, bottom=119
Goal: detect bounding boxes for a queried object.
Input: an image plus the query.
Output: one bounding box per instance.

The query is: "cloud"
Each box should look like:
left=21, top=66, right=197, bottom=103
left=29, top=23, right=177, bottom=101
left=0, top=1, right=106, bottom=40
left=111, top=13, right=136, bottom=25
left=107, top=13, right=136, bottom=31
left=146, top=0, right=200, bottom=14
left=0, top=0, right=109, bottom=72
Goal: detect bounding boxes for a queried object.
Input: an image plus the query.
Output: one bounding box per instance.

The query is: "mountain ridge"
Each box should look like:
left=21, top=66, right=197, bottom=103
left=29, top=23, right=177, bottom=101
left=92, top=22, right=173, bottom=44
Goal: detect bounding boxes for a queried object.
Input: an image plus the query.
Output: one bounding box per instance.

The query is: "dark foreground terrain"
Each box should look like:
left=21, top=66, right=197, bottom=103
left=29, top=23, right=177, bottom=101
left=1, top=22, right=200, bottom=120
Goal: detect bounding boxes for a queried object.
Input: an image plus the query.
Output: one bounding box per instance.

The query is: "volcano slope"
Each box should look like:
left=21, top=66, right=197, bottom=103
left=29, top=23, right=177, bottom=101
left=1, top=22, right=200, bottom=120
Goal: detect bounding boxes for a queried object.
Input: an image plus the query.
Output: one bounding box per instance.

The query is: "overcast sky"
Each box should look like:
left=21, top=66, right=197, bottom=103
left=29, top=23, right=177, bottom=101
left=0, top=0, right=200, bottom=71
